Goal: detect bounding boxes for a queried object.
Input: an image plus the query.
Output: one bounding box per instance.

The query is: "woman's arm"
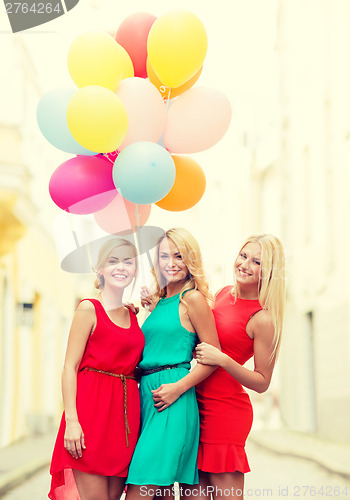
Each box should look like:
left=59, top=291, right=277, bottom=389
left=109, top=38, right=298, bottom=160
left=62, top=300, right=95, bottom=458
left=195, top=309, right=276, bottom=394
left=152, top=291, right=221, bottom=411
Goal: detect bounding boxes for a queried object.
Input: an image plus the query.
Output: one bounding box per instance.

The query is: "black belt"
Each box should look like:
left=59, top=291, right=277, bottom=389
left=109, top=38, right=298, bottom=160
left=141, top=362, right=188, bottom=376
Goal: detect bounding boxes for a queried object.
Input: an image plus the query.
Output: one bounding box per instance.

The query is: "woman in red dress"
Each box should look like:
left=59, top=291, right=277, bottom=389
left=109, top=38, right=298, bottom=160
left=193, top=234, right=285, bottom=499
left=49, top=238, right=145, bottom=500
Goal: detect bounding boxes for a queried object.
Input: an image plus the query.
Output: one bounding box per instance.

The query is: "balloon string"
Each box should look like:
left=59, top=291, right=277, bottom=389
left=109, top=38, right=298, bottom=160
left=134, top=204, right=145, bottom=283
left=67, top=211, right=79, bottom=248
left=86, top=242, right=93, bottom=272
left=165, top=87, right=171, bottom=114
left=67, top=211, right=93, bottom=272
left=134, top=204, right=150, bottom=317
left=135, top=203, right=140, bottom=229
left=101, top=150, right=119, bottom=165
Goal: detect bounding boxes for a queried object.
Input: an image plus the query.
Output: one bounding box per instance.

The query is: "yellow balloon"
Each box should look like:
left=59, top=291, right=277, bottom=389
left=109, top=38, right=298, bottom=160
left=68, top=32, right=128, bottom=91
left=67, top=86, right=128, bottom=153
left=147, top=10, right=207, bottom=89
left=119, top=44, right=134, bottom=80
left=147, top=58, right=202, bottom=99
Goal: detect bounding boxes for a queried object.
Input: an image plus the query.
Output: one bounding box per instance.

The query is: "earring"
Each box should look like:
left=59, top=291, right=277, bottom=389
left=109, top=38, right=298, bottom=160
left=97, top=274, right=104, bottom=289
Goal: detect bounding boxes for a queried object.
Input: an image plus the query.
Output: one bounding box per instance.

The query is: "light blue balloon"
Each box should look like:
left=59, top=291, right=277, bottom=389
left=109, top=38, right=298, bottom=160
left=36, top=88, right=97, bottom=155
left=113, top=142, right=176, bottom=205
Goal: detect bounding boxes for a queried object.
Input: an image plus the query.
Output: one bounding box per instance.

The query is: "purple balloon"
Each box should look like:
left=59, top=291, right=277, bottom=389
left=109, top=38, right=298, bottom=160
left=49, top=155, right=117, bottom=215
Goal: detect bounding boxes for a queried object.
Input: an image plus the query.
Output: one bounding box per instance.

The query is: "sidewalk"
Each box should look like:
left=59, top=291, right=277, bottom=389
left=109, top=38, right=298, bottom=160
left=0, top=431, right=56, bottom=497
left=249, top=428, right=350, bottom=479
left=1, top=428, right=350, bottom=496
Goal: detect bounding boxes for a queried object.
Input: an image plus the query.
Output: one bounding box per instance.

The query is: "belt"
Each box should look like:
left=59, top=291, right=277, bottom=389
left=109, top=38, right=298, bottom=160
left=80, top=367, right=135, bottom=447
left=141, top=362, right=188, bottom=376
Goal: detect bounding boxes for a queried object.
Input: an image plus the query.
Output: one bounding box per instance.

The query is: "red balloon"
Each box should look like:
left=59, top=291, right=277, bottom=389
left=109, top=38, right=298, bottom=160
left=115, top=12, right=157, bottom=78
left=49, top=156, right=117, bottom=215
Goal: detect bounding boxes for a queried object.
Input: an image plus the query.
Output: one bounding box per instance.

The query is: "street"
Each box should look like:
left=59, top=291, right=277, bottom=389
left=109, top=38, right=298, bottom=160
left=2, top=441, right=349, bottom=499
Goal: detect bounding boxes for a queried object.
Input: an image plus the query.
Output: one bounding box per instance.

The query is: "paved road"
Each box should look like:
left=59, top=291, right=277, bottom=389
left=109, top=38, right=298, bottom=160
left=2, top=441, right=349, bottom=499
left=245, top=441, right=349, bottom=499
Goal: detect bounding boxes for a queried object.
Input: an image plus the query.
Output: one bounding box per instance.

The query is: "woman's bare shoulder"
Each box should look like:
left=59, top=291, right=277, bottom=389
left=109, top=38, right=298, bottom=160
left=75, top=299, right=96, bottom=313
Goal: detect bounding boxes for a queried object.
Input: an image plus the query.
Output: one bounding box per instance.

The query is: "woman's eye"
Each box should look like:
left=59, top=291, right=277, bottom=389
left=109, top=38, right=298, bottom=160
left=253, top=260, right=261, bottom=266
left=240, top=253, right=246, bottom=258
left=176, top=255, right=182, bottom=260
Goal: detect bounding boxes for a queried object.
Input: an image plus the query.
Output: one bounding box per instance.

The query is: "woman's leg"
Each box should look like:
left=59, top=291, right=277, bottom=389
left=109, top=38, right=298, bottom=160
left=73, top=469, right=109, bottom=500
left=108, top=476, right=127, bottom=500
left=208, top=472, right=244, bottom=499
left=158, top=485, right=175, bottom=500
left=179, top=472, right=212, bottom=500
left=125, top=483, right=159, bottom=500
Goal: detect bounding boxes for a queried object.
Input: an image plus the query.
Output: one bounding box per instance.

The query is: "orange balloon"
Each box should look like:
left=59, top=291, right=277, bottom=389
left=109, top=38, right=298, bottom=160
left=156, top=155, right=206, bottom=211
left=147, top=58, right=202, bottom=100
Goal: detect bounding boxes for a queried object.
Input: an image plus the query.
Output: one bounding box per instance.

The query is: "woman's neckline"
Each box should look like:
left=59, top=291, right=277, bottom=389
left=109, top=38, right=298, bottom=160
left=236, top=296, right=260, bottom=302
left=228, top=285, right=260, bottom=301
left=96, top=299, right=132, bottom=330
left=161, top=292, right=181, bottom=302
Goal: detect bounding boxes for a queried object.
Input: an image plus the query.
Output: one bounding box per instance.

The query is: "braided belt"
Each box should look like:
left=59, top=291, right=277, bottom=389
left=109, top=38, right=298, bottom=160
left=80, top=366, right=135, bottom=447
left=141, top=362, right=188, bottom=376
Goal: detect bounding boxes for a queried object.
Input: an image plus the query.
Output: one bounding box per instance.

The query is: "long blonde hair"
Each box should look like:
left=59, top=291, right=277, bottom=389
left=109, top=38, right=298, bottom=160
left=93, top=238, right=138, bottom=290
left=232, top=234, right=286, bottom=358
left=151, top=228, right=212, bottom=306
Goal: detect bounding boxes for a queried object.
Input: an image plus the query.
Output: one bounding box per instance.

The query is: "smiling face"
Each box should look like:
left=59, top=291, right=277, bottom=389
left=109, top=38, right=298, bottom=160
left=99, top=244, right=137, bottom=290
left=158, top=237, right=190, bottom=285
left=234, top=241, right=262, bottom=290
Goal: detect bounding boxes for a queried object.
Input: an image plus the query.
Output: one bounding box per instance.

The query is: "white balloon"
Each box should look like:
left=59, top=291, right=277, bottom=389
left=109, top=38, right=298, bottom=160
left=117, top=77, right=166, bottom=150
left=163, top=87, right=232, bottom=154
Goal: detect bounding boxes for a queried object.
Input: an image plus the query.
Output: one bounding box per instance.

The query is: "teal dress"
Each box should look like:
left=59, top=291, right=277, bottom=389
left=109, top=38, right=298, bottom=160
left=126, top=292, right=199, bottom=486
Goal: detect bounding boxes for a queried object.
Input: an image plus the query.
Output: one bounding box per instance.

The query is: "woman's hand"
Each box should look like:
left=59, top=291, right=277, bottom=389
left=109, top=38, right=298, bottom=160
left=151, top=383, right=182, bottom=412
left=195, top=342, right=225, bottom=366
left=124, top=302, right=139, bottom=315
left=64, top=419, right=86, bottom=459
left=140, top=286, right=157, bottom=312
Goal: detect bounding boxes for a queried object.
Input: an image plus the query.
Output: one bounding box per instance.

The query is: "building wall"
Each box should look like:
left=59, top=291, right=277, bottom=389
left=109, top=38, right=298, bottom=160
left=258, top=0, right=350, bottom=442
left=0, top=38, right=81, bottom=447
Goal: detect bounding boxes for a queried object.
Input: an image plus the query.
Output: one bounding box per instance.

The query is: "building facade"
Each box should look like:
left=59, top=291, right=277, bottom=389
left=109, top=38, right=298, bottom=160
left=0, top=37, right=81, bottom=447
left=249, top=0, right=350, bottom=442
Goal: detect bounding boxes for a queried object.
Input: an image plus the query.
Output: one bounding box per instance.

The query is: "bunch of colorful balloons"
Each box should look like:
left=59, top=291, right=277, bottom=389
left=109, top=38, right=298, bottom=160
left=37, top=9, right=232, bottom=235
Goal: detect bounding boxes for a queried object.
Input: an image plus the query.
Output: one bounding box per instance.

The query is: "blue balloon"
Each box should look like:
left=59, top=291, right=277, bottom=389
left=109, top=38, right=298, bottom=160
left=37, top=88, right=97, bottom=155
left=113, top=142, right=175, bottom=204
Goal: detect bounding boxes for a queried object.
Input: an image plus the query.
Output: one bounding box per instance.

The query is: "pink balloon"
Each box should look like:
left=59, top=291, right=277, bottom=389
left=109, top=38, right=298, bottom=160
left=49, top=156, right=117, bottom=215
left=95, top=150, right=120, bottom=164
left=115, top=12, right=157, bottom=78
left=94, top=194, right=151, bottom=234
left=116, top=77, right=166, bottom=150
left=163, top=87, right=232, bottom=154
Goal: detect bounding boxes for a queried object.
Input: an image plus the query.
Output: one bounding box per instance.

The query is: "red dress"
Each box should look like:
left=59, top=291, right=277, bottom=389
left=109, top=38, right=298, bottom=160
left=196, top=286, right=262, bottom=474
left=49, top=299, right=144, bottom=500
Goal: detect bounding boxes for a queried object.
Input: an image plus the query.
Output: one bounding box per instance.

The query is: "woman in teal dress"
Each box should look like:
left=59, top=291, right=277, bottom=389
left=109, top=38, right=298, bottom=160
left=126, top=228, right=220, bottom=498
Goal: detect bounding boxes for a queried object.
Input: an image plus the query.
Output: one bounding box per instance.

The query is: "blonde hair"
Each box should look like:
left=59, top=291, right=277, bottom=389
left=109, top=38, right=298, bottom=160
left=94, top=238, right=138, bottom=290
left=232, top=234, right=286, bottom=358
left=151, top=228, right=212, bottom=306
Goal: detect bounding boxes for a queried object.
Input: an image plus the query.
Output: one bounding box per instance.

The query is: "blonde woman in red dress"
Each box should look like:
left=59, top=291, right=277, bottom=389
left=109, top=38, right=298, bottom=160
left=192, top=234, right=286, bottom=499
left=49, top=238, right=144, bottom=500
